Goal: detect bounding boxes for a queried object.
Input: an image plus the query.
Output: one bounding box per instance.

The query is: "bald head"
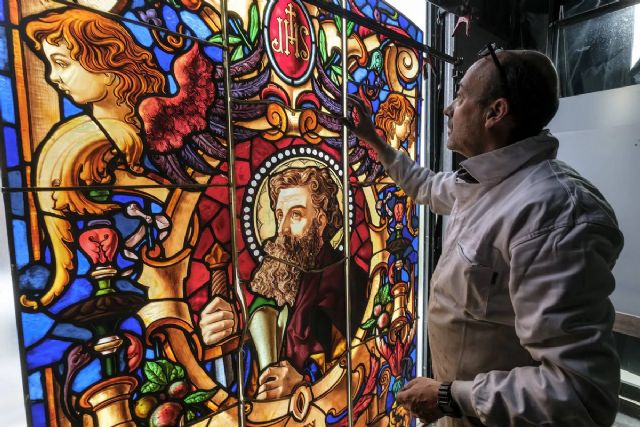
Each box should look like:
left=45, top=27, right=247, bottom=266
left=477, top=49, right=560, bottom=140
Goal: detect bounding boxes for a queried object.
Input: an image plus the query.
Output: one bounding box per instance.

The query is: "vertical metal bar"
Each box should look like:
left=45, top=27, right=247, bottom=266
left=221, top=1, right=247, bottom=425
left=416, top=0, right=431, bottom=382
left=442, top=13, right=455, bottom=175
left=340, top=2, right=354, bottom=427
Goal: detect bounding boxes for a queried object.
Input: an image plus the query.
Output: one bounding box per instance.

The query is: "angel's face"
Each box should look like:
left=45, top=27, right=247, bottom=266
left=42, top=40, right=111, bottom=105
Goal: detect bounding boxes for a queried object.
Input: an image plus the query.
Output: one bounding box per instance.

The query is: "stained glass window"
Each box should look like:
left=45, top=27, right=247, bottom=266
left=0, top=0, right=425, bottom=425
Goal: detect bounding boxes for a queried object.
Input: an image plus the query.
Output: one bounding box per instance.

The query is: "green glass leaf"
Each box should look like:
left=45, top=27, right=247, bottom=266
left=186, top=410, right=196, bottom=421
left=208, top=33, right=224, bottom=44
left=392, top=378, right=404, bottom=395
left=318, top=29, right=327, bottom=63
left=346, top=20, right=355, bottom=37
left=361, top=318, right=376, bottom=329
left=249, top=3, right=260, bottom=43
left=141, top=381, right=163, bottom=394
left=334, top=15, right=342, bottom=34
left=171, top=364, right=185, bottom=381
left=330, top=64, right=342, bottom=76
left=154, top=359, right=184, bottom=383
left=143, top=361, right=167, bottom=385
left=184, top=390, right=217, bottom=405
left=231, top=45, right=244, bottom=61
left=228, top=34, right=243, bottom=45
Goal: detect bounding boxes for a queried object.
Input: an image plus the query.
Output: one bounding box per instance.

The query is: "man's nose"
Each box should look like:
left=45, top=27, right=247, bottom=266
left=444, top=100, right=454, bottom=117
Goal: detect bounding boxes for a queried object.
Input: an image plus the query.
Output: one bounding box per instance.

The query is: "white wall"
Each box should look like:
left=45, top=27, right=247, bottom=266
left=548, top=84, right=640, bottom=316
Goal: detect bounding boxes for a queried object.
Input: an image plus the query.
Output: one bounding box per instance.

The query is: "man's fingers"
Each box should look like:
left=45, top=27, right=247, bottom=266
left=259, top=366, right=278, bottom=385
left=202, top=309, right=234, bottom=324
left=256, top=385, right=283, bottom=400
left=202, top=327, right=233, bottom=345
left=202, top=318, right=235, bottom=335
left=202, top=296, right=231, bottom=314
left=395, top=389, right=410, bottom=405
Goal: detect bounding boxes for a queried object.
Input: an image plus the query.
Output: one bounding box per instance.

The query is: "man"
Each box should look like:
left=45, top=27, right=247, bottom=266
left=199, top=166, right=367, bottom=399
left=347, top=47, right=623, bottom=426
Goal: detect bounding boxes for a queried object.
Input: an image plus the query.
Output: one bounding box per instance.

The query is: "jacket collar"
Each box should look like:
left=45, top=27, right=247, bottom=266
left=459, top=131, right=559, bottom=184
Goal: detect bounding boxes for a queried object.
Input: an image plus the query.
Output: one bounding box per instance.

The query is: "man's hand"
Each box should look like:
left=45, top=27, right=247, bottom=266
left=345, top=95, right=383, bottom=145
left=395, top=377, right=445, bottom=423
left=256, top=360, right=304, bottom=400
left=199, top=296, right=237, bottom=346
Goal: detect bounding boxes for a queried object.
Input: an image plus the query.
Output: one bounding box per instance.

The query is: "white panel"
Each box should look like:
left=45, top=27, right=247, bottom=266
left=548, top=84, right=640, bottom=316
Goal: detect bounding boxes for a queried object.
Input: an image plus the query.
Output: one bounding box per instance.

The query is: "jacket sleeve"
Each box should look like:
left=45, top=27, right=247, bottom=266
left=380, top=150, right=457, bottom=215
left=452, top=222, right=623, bottom=426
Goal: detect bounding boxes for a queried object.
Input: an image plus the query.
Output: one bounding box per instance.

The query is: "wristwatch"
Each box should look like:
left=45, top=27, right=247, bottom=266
left=437, top=382, right=462, bottom=418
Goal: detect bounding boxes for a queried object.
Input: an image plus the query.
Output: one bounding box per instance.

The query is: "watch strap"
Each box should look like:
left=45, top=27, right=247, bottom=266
left=438, top=382, right=462, bottom=418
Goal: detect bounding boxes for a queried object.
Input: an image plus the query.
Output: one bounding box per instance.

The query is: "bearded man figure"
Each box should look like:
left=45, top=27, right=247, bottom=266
left=199, top=166, right=367, bottom=399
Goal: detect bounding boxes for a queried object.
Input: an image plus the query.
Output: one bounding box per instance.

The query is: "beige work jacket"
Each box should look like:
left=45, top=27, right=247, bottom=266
left=383, top=132, right=623, bottom=426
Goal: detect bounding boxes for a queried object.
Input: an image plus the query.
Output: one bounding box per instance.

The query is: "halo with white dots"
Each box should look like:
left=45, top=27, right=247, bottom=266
left=242, top=147, right=354, bottom=261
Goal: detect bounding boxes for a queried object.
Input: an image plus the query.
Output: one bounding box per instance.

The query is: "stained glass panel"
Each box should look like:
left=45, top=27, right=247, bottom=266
left=0, top=0, right=425, bottom=425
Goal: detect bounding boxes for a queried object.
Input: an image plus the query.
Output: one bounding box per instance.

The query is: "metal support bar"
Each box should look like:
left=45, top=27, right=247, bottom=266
left=303, top=0, right=460, bottom=66
left=340, top=1, right=354, bottom=425
left=221, top=1, right=248, bottom=426
left=551, top=0, right=640, bottom=27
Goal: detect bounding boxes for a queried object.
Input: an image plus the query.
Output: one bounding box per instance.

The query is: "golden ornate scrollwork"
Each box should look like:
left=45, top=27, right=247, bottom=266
left=384, top=45, right=420, bottom=95
left=263, top=103, right=288, bottom=141
left=299, top=109, right=322, bottom=144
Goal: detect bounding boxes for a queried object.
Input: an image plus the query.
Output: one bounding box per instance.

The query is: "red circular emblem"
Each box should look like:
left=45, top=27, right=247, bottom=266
left=264, top=0, right=316, bottom=85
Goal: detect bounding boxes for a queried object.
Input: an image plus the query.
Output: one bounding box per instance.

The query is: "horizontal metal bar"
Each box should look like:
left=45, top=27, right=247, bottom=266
left=551, top=0, right=640, bottom=28
left=1, top=183, right=229, bottom=192
left=614, top=311, right=640, bottom=339
left=304, top=0, right=460, bottom=65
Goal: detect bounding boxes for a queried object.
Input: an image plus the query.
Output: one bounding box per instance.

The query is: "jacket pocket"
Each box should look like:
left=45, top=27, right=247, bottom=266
left=457, top=241, right=499, bottom=319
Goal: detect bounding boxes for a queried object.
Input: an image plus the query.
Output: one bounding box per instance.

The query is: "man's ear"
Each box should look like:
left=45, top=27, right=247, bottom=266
left=484, top=98, right=510, bottom=129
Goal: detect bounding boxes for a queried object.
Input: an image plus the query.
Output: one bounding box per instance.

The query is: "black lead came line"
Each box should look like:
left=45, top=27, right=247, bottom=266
left=303, top=0, right=461, bottom=65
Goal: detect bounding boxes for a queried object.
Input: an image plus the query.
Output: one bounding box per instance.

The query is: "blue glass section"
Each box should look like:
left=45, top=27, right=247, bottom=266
left=71, top=359, right=102, bottom=393
left=31, top=403, right=46, bottom=426
left=113, top=212, right=142, bottom=237
left=115, top=279, right=144, bottom=295
left=76, top=251, right=90, bottom=275
left=48, top=277, right=92, bottom=314
left=12, top=219, right=28, bottom=268
left=131, top=0, right=145, bottom=7
left=22, top=312, right=55, bottom=347
left=352, top=68, right=368, bottom=83
left=180, top=10, right=212, bottom=39
left=145, top=348, right=155, bottom=359
left=124, top=18, right=154, bottom=47
left=167, top=75, right=177, bottom=94
left=204, top=45, right=223, bottom=62
left=0, top=26, right=8, bottom=71
left=27, top=339, right=73, bottom=369
left=3, top=126, right=18, bottom=167
left=153, top=46, right=173, bottom=71
left=151, top=202, right=163, bottom=214
left=44, top=247, right=51, bottom=264
left=10, top=191, right=24, bottom=216
left=112, top=194, right=144, bottom=206
left=53, top=323, right=92, bottom=341
left=120, top=316, right=142, bottom=335
left=62, top=97, right=82, bottom=117
left=7, top=169, right=21, bottom=187
left=0, top=0, right=4, bottom=21
left=362, top=5, right=373, bottom=19
left=28, top=371, right=44, bottom=400
left=19, top=265, right=49, bottom=292
left=115, top=252, right=135, bottom=270
left=0, top=74, right=15, bottom=123
left=163, top=5, right=180, bottom=33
